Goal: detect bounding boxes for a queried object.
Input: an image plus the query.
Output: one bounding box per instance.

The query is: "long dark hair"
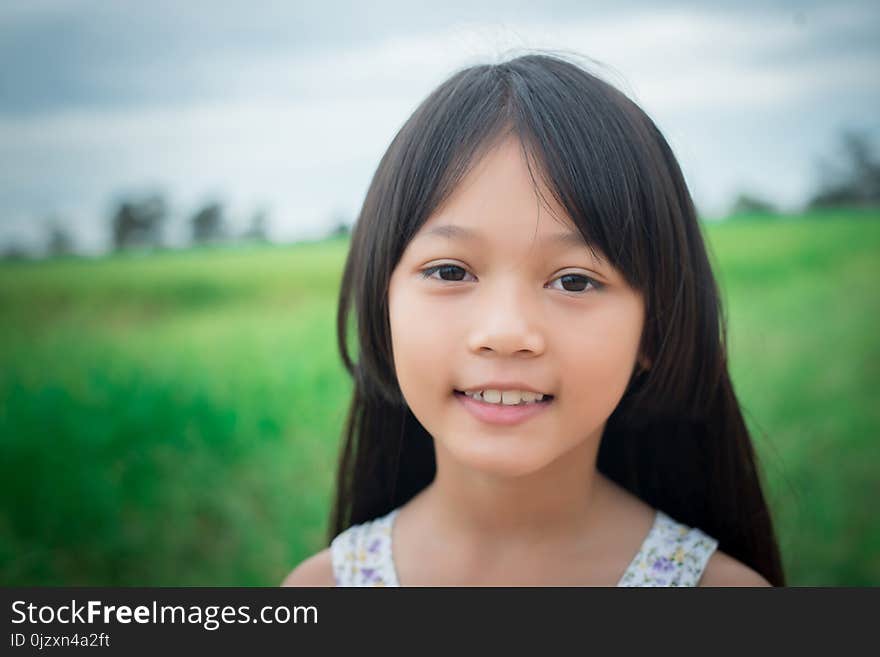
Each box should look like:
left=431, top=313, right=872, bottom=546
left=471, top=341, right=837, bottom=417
left=328, top=51, right=786, bottom=586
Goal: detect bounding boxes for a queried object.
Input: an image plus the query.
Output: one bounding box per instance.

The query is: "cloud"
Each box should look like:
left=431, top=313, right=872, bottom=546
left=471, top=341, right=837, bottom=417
left=1, top=1, right=878, bottom=252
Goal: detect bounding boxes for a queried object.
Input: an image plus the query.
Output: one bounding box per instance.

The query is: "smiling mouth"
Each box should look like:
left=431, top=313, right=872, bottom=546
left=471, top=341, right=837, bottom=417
left=452, top=390, right=555, bottom=403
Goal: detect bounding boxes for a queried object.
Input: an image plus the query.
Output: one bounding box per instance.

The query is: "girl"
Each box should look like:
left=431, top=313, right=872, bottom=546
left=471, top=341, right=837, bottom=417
left=283, top=51, right=785, bottom=587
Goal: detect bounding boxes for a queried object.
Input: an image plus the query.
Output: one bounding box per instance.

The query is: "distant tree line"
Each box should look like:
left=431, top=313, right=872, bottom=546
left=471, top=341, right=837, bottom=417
left=12, top=200, right=352, bottom=260
left=807, top=129, right=880, bottom=209
left=727, top=128, right=880, bottom=217
left=109, top=196, right=271, bottom=252
left=4, top=127, right=875, bottom=261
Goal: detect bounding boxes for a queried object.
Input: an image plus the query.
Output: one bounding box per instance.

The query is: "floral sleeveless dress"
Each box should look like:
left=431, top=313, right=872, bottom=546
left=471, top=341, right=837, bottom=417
left=330, top=507, right=719, bottom=586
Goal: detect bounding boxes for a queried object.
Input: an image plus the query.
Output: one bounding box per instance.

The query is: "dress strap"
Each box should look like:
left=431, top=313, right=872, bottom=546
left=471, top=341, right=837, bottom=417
left=330, top=509, right=400, bottom=586
left=617, top=510, right=719, bottom=587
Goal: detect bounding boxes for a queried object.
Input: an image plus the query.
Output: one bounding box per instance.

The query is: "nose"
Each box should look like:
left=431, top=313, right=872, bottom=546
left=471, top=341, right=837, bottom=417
left=466, top=279, right=546, bottom=357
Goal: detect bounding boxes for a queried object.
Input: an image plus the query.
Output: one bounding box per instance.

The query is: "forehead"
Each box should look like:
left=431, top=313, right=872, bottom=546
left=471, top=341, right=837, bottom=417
left=409, top=136, right=606, bottom=264
left=410, top=222, right=608, bottom=271
left=416, top=222, right=591, bottom=252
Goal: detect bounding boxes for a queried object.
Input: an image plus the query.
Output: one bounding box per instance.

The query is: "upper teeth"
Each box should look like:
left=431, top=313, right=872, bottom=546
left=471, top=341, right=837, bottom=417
left=464, top=389, right=547, bottom=405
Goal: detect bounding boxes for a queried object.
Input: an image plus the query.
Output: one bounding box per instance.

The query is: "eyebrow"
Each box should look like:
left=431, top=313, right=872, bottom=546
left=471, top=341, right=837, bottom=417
left=417, top=224, right=605, bottom=263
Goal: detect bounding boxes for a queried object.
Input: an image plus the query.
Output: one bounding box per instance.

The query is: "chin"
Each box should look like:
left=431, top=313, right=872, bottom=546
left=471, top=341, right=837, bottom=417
left=442, top=435, right=560, bottom=479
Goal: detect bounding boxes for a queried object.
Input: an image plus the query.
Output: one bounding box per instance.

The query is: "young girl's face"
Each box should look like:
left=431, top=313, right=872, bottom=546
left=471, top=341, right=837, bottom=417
left=387, top=134, right=646, bottom=478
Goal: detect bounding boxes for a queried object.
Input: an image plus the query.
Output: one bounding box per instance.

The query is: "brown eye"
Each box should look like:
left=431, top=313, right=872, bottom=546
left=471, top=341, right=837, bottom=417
left=420, top=264, right=473, bottom=282
left=549, top=273, right=603, bottom=294
left=420, top=265, right=603, bottom=295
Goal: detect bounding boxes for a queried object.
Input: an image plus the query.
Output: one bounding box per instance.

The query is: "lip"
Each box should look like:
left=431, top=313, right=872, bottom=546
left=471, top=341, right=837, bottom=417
left=453, top=390, right=554, bottom=426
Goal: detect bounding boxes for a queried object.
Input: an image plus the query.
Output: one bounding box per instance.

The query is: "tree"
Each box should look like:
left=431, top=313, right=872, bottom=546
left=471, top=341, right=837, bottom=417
left=111, top=194, right=167, bottom=250
left=327, top=209, right=351, bottom=239
left=808, top=129, right=880, bottom=209
left=729, top=193, right=778, bottom=216
left=190, top=202, right=225, bottom=244
left=242, top=209, right=269, bottom=242
left=329, top=221, right=351, bottom=238
left=2, top=244, right=30, bottom=261
left=46, top=220, right=75, bottom=257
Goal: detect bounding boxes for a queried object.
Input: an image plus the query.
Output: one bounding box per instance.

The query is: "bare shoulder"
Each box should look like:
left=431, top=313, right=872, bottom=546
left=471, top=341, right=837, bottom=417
left=698, top=549, right=772, bottom=587
left=280, top=548, right=335, bottom=587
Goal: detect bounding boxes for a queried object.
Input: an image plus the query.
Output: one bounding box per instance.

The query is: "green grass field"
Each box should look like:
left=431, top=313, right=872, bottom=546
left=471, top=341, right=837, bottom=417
left=1, top=209, right=878, bottom=585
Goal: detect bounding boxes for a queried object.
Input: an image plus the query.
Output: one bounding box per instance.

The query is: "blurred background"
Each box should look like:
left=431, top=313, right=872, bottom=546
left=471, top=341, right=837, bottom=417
left=1, top=0, right=878, bottom=585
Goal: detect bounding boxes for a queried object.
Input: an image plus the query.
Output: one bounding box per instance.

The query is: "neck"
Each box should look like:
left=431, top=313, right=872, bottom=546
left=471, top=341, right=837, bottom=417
left=417, top=427, right=612, bottom=549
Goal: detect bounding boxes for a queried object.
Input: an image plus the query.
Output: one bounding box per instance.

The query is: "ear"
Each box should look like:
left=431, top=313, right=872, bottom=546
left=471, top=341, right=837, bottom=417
left=637, top=354, right=652, bottom=372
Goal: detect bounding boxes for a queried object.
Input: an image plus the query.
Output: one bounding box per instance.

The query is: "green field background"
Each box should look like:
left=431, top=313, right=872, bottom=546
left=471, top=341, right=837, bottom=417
left=1, top=209, right=878, bottom=586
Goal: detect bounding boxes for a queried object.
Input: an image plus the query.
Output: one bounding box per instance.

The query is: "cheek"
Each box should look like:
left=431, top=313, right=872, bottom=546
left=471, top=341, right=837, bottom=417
left=559, top=302, right=644, bottom=412
left=388, top=280, right=456, bottom=405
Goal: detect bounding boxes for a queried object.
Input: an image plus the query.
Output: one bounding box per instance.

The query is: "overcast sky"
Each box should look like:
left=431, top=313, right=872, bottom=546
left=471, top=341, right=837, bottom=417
left=1, top=0, right=878, bottom=254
